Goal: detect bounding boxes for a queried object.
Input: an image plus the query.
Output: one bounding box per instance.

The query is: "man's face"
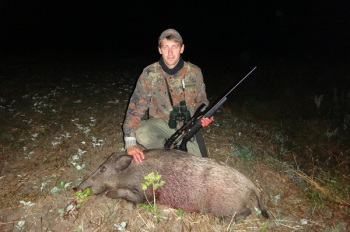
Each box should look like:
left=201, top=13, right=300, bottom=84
left=158, top=39, right=184, bottom=69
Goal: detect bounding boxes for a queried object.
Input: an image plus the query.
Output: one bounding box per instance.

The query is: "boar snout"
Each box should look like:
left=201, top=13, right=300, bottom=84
left=73, top=186, right=91, bottom=192
left=73, top=185, right=95, bottom=193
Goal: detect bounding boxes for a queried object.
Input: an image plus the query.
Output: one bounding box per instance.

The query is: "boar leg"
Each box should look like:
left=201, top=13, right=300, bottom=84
left=234, top=208, right=251, bottom=222
left=106, top=188, right=144, bottom=203
left=222, top=208, right=252, bottom=224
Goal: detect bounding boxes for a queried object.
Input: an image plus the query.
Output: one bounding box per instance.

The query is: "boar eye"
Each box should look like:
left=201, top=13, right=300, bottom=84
left=100, top=166, right=106, bottom=173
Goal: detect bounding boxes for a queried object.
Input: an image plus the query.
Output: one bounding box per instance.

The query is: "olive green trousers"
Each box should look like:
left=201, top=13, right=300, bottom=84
left=135, top=118, right=201, bottom=156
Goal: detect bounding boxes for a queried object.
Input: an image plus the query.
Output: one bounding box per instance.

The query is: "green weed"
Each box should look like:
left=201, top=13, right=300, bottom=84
left=139, top=171, right=166, bottom=223
left=230, top=145, right=256, bottom=160
left=75, top=187, right=92, bottom=202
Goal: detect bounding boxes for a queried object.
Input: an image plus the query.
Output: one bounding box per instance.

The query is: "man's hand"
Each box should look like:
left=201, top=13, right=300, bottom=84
left=126, top=146, right=145, bottom=163
left=201, top=116, right=214, bottom=127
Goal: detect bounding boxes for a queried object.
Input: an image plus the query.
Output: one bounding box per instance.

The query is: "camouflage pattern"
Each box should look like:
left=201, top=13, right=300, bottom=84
left=123, top=61, right=209, bottom=137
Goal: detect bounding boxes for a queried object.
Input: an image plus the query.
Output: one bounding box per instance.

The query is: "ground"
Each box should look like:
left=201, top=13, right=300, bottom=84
left=0, top=52, right=349, bottom=231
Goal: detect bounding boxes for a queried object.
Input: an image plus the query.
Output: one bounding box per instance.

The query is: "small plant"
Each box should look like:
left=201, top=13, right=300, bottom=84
left=231, top=145, right=255, bottom=160
left=139, top=171, right=166, bottom=223
left=58, top=187, right=92, bottom=218
left=75, top=187, right=92, bottom=202
left=259, top=221, right=269, bottom=232
left=176, top=208, right=184, bottom=217
left=16, top=220, right=26, bottom=231
left=50, top=179, right=72, bottom=194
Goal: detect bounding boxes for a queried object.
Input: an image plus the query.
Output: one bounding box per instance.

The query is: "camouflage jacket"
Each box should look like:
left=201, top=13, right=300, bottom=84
left=123, top=61, right=209, bottom=137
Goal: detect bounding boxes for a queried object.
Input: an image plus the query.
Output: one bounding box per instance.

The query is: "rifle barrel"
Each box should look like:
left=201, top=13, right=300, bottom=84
left=224, top=66, right=257, bottom=98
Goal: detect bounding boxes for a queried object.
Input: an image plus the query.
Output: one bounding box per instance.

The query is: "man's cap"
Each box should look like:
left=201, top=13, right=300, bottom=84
left=159, top=29, right=183, bottom=43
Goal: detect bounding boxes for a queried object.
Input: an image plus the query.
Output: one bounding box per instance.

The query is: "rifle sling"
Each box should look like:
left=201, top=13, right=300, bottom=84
left=164, top=77, right=174, bottom=107
left=195, top=131, right=208, bottom=157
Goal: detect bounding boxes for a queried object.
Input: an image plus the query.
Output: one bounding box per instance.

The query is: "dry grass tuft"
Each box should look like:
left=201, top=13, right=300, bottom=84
left=288, top=167, right=350, bottom=207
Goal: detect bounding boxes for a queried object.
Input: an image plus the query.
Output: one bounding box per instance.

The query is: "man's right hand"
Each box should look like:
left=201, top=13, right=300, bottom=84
left=126, top=146, right=145, bottom=163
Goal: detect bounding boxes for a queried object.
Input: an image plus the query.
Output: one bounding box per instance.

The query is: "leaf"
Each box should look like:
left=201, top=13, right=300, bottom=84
left=58, top=208, right=65, bottom=216
left=66, top=204, right=75, bottom=211
left=75, top=187, right=92, bottom=201
left=154, top=174, right=162, bottom=181
left=56, top=179, right=65, bottom=187
left=74, top=190, right=83, bottom=197
left=83, top=187, right=92, bottom=196
left=64, top=182, right=72, bottom=189
left=50, top=186, right=60, bottom=194
left=176, top=208, right=184, bottom=216
left=139, top=203, right=153, bottom=210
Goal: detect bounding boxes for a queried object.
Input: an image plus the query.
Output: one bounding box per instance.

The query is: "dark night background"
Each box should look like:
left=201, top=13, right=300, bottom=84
left=0, top=0, right=349, bottom=91
left=1, top=3, right=350, bottom=229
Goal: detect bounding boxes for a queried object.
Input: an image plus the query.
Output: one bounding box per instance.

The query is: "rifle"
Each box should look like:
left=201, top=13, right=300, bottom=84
left=164, top=66, right=257, bottom=153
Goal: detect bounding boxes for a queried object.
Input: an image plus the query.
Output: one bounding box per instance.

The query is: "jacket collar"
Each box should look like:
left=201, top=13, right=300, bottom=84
left=159, top=57, right=184, bottom=75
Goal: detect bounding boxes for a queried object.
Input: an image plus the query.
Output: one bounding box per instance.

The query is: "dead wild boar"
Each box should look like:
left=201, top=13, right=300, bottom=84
left=73, top=148, right=269, bottom=221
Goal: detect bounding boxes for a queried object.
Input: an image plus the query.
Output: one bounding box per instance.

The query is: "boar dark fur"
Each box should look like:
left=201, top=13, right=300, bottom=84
left=74, top=149, right=269, bottom=221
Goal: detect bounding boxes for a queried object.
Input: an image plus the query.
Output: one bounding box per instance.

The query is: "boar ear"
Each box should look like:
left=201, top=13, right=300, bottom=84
left=115, top=155, right=132, bottom=170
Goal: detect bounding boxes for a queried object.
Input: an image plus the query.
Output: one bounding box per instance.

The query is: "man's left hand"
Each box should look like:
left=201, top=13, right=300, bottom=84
left=201, top=116, right=214, bottom=127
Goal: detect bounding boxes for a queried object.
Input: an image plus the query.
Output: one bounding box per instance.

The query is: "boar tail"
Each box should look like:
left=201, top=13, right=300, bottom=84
left=257, top=196, right=269, bottom=219
left=261, top=208, right=269, bottom=219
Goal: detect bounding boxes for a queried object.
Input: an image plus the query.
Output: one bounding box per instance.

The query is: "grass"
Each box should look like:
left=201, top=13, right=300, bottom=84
left=0, top=51, right=349, bottom=231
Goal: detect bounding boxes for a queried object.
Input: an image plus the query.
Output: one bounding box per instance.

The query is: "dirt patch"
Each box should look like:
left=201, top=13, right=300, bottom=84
left=0, top=53, right=349, bottom=231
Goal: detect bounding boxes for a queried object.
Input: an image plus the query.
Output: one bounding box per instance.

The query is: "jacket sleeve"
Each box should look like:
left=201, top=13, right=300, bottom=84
left=122, top=70, right=151, bottom=137
left=195, top=69, right=209, bottom=108
left=185, top=64, right=209, bottom=114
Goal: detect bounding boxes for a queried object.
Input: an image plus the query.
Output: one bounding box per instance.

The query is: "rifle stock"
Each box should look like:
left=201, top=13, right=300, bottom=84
left=164, top=103, right=206, bottom=149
